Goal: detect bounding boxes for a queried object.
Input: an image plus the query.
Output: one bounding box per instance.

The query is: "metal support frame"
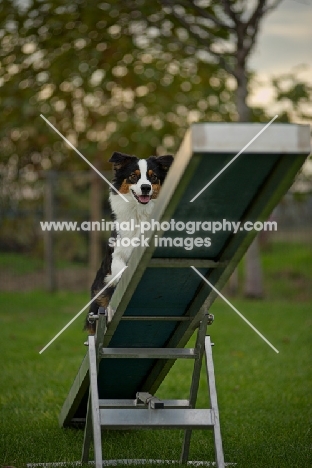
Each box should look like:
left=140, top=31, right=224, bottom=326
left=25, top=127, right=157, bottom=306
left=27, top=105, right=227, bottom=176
left=81, top=312, right=225, bottom=468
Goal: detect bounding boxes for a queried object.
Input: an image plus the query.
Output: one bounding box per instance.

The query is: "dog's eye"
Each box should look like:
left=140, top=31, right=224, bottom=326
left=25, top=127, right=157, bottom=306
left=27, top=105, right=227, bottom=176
left=150, top=173, right=158, bottom=183
left=129, top=173, right=138, bottom=183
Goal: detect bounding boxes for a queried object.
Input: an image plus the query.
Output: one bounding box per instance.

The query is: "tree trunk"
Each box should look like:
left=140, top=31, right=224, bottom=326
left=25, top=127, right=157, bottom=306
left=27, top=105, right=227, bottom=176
left=44, top=170, right=57, bottom=292
left=235, top=67, right=250, bottom=122
left=244, top=237, right=263, bottom=298
left=235, top=65, right=264, bottom=298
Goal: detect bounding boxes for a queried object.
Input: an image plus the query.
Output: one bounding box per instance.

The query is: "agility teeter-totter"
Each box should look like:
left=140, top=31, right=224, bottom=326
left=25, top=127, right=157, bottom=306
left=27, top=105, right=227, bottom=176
left=59, top=123, right=310, bottom=468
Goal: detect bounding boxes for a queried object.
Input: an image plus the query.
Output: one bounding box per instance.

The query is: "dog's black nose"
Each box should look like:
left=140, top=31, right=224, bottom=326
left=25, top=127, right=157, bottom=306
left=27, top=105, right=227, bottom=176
left=141, top=184, right=151, bottom=193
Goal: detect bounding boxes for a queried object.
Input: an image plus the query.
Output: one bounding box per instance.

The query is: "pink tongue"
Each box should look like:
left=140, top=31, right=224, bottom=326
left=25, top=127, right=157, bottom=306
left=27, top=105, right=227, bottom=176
left=138, top=195, right=150, bottom=203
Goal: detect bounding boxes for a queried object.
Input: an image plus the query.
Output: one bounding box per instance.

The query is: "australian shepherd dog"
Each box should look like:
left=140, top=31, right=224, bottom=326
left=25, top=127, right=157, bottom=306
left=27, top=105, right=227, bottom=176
left=85, top=151, right=174, bottom=333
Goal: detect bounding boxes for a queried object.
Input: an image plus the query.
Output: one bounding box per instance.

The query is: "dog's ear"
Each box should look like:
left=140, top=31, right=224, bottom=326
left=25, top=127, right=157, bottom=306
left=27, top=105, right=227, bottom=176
left=109, top=152, right=137, bottom=170
left=154, top=155, right=174, bottom=172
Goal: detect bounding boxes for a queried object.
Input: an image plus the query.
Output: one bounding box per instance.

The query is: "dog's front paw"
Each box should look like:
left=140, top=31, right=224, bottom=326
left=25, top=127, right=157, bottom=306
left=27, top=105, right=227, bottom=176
left=105, top=273, right=122, bottom=287
left=105, top=257, right=126, bottom=286
left=105, top=273, right=118, bottom=286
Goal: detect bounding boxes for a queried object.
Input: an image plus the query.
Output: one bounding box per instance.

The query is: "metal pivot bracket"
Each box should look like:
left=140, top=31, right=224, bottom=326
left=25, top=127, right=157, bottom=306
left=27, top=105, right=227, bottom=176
left=207, top=313, right=214, bottom=325
left=87, top=313, right=99, bottom=324
left=84, top=308, right=108, bottom=346
left=136, top=392, right=164, bottom=409
left=88, top=306, right=107, bottom=325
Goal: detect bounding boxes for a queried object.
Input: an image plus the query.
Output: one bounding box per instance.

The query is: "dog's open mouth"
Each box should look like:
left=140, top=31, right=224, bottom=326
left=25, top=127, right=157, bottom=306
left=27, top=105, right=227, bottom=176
left=131, top=190, right=151, bottom=204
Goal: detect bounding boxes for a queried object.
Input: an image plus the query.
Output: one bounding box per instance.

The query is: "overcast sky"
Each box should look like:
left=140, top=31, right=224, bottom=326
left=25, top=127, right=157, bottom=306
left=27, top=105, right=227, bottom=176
left=248, top=0, right=312, bottom=105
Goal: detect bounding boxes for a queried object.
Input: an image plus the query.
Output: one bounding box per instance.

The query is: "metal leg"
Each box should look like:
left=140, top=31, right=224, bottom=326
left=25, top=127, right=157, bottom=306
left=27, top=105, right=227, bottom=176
left=88, top=335, right=103, bottom=468
left=180, top=315, right=210, bottom=464
left=204, top=336, right=225, bottom=468
left=82, top=307, right=107, bottom=466
left=81, top=391, right=92, bottom=463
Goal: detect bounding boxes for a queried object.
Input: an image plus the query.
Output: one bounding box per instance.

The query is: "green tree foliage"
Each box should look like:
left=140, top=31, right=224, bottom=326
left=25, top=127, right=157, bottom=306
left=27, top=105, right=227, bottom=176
left=152, top=0, right=284, bottom=120
left=0, top=0, right=233, bottom=257
left=271, top=67, right=312, bottom=123
left=0, top=0, right=310, bottom=258
left=0, top=0, right=234, bottom=185
left=269, top=67, right=312, bottom=193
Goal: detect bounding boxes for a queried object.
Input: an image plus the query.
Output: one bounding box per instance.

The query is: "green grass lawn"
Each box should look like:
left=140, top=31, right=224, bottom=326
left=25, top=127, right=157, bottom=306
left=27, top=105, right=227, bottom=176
left=0, top=242, right=311, bottom=467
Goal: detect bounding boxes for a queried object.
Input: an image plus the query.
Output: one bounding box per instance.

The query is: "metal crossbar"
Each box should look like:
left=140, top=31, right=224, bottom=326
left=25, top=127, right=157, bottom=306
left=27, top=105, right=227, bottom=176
left=100, top=347, right=197, bottom=359
left=99, top=409, right=215, bottom=429
left=82, top=313, right=225, bottom=468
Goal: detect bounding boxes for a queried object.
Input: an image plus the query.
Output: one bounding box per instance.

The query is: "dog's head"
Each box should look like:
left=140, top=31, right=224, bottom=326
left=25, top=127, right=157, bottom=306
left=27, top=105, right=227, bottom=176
left=109, top=152, right=174, bottom=205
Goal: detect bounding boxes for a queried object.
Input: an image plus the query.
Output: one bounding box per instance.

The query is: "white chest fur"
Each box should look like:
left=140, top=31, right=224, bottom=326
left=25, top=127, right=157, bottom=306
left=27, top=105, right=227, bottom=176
left=106, top=192, right=156, bottom=284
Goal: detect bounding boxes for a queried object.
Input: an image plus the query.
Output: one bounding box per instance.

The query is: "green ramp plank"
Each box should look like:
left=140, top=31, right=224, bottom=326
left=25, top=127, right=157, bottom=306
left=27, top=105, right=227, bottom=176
left=59, top=123, right=310, bottom=427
